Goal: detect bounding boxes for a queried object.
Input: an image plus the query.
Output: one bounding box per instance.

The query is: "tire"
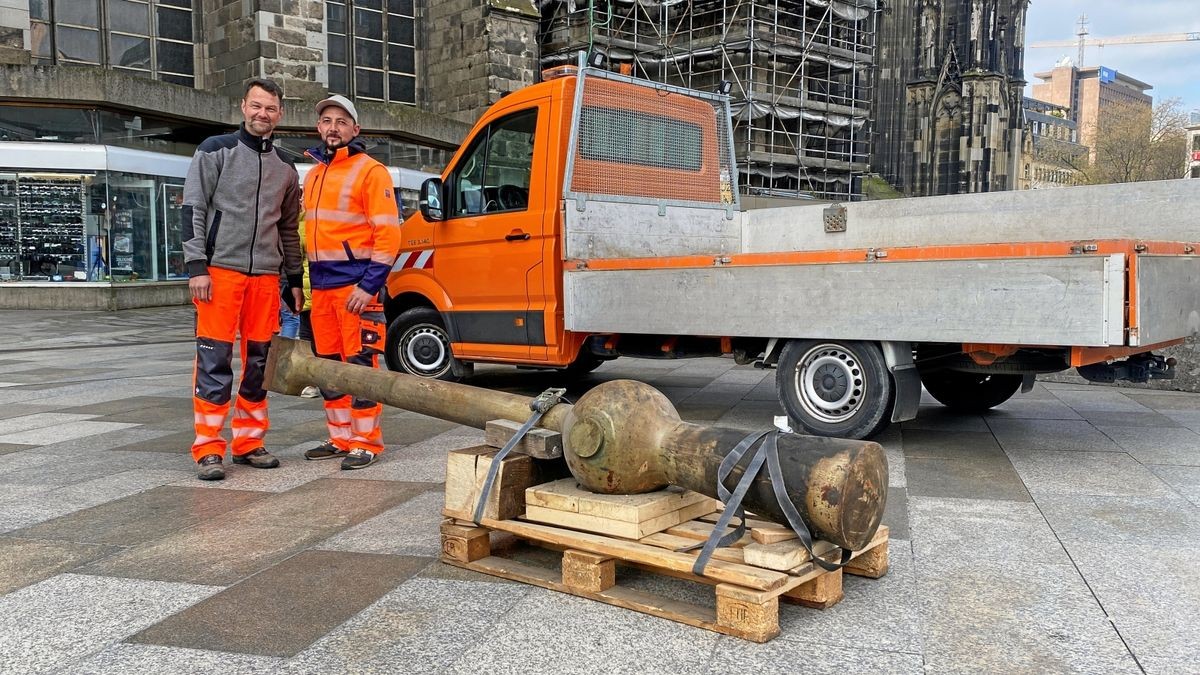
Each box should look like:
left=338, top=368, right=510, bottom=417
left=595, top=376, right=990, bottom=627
left=920, top=370, right=1022, bottom=413
left=384, top=307, right=469, bottom=381
left=776, top=339, right=894, bottom=440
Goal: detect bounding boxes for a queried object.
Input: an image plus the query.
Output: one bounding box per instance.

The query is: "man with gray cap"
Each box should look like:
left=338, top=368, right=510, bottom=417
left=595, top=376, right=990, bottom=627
left=298, top=94, right=401, bottom=470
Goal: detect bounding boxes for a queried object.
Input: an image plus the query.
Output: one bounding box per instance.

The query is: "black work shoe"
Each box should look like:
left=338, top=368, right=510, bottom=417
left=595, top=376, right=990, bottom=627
left=231, top=447, right=280, bottom=469
left=341, top=448, right=377, bottom=470
left=197, top=454, right=225, bottom=481
left=304, top=440, right=348, bottom=461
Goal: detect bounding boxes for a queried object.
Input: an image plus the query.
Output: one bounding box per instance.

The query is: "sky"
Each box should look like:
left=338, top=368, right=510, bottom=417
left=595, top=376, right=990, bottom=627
left=1023, top=0, right=1200, bottom=113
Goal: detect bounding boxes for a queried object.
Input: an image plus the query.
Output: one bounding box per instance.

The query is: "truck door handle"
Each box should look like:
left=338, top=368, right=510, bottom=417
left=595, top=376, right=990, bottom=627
left=505, top=231, right=531, bottom=241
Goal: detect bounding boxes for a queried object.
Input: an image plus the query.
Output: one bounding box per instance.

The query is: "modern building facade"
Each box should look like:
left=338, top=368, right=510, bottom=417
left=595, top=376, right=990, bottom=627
left=1030, top=62, right=1152, bottom=163
left=1187, top=111, right=1200, bottom=180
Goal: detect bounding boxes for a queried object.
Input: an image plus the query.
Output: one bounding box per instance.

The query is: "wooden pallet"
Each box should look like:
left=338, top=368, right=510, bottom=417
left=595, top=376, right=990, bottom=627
left=440, top=515, right=889, bottom=642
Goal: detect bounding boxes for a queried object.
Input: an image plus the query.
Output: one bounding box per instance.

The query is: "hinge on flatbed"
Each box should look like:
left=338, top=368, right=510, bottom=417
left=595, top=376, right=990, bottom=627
left=865, top=248, right=888, bottom=261
left=714, top=255, right=732, bottom=266
left=1069, top=242, right=1099, bottom=255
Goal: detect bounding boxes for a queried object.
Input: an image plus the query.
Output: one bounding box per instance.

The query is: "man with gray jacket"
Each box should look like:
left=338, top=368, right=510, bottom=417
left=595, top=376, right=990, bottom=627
left=183, top=78, right=304, bottom=481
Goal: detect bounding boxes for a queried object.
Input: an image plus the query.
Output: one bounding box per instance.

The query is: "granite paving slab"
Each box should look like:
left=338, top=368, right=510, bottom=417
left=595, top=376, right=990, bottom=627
left=443, top=587, right=721, bottom=674
left=902, top=406, right=990, bottom=433
left=0, top=468, right=193, bottom=533
left=110, top=429, right=197, bottom=454
left=79, top=479, right=431, bottom=585
left=903, top=447, right=1030, bottom=502
left=1066, top=542, right=1200, bottom=662
left=317, top=489, right=445, bottom=557
left=1077, top=410, right=1183, bottom=428
left=288, top=577, right=532, bottom=673
left=706, top=638, right=923, bottom=675
left=0, top=403, right=59, bottom=420
left=58, top=395, right=195, bottom=416
left=0, top=537, right=120, bottom=595
left=986, top=417, right=1124, bottom=453
left=0, top=412, right=99, bottom=435
left=1147, top=464, right=1200, bottom=505
left=1162, top=410, right=1200, bottom=433
left=0, top=442, right=33, bottom=455
left=1140, top=655, right=1200, bottom=675
left=1006, top=449, right=1175, bottom=498
left=0, top=573, right=218, bottom=675
left=1120, top=390, right=1200, bottom=411
left=1034, top=494, right=1200, bottom=548
left=9, top=485, right=269, bottom=547
left=1050, top=388, right=1153, bottom=413
left=0, top=420, right=139, bottom=445
left=901, top=428, right=1002, bottom=459
left=986, top=397, right=1083, bottom=420
left=0, top=448, right=180, bottom=485
left=776, top=536, right=921, bottom=654
left=881, top=488, right=909, bottom=540
left=907, top=496, right=1070, bottom=568
left=131, top=550, right=430, bottom=657
left=917, top=561, right=1141, bottom=674
left=28, top=427, right=178, bottom=457
left=1094, top=425, right=1200, bottom=465
left=64, top=643, right=287, bottom=675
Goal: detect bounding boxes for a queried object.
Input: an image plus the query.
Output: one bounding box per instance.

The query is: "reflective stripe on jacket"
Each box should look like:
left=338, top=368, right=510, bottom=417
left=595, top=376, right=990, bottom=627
left=303, top=140, right=401, bottom=294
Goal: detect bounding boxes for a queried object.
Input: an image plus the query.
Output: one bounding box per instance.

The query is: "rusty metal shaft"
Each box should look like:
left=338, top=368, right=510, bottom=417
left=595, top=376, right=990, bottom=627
left=264, top=337, right=887, bottom=550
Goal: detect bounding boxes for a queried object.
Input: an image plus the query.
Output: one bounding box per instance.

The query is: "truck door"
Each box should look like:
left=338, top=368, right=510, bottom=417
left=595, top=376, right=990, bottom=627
left=435, top=102, right=548, bottom=361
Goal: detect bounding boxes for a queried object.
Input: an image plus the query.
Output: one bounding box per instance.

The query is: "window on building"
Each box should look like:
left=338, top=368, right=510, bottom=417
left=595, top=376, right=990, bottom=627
left=30, top=0, right=196, bottom=88
left=1192, top=166, right=1200, bottom=179
left=326, top=0, right=416, bottom=105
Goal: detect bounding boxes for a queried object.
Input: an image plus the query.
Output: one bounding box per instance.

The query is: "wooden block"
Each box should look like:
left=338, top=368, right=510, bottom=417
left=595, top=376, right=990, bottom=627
left=750, top=526, right=797, bottom=545
left=665, top=520, right=753, bottom=547
left=638, top=532, right=747, bottom=565
left=443, top=445, right=534, bottom=522
left=845, top=540, right=889, bottom=579
left=525, top=498, right=717, bottom=539
left=742, top=539, right=838, bottom=571
left=783, top=568, right=844, bottom=609
left=562, top=550, right=615, bottom=593
left=715, top=583, right=780, bottom=643
left=485, top=419, right=564, bottom=459
left=440, top=521, right=490, bottom=562
left=526, top=478, right=720, bottom=523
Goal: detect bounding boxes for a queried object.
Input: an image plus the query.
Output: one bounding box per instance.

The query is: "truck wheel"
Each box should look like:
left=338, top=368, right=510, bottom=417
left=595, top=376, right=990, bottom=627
left=776, top=339, right=894, bottom=440
left=385, top=307, right=468, bottom=381
left=561, top=351, right=607, bottom=378
left=920, top=371, right=1022, bottom=413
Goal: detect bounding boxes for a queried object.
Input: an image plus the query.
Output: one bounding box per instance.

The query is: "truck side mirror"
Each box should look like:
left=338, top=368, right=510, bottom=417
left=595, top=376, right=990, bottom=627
left=420, top=177, right=444, bottom=221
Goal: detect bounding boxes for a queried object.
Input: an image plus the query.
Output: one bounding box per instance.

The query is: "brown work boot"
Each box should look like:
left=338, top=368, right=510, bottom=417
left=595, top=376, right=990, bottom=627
left=231, top=447, right=280, bottom=469
left=197, top=454, right=225, bottom=481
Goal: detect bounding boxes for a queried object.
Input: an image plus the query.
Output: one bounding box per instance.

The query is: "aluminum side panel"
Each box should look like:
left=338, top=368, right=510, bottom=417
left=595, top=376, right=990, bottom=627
left=563, top=201, right=742, bottom=260
left=564, top=256, right=1124, bottom=346
left=1134, top=255, right=1200, bottom=346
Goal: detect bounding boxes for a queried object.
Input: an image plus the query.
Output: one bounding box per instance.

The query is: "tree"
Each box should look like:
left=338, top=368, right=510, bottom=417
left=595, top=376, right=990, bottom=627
left=1063, top=98, right=1189, bottom=184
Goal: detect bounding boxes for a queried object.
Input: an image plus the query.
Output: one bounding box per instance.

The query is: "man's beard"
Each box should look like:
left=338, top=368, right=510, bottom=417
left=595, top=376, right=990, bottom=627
left=324, top=136, right=348, bottom=154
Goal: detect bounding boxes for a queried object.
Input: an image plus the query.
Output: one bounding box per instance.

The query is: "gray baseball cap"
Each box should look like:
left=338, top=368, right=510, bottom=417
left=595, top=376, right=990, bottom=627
left=315, top=94, right=359, bottom=125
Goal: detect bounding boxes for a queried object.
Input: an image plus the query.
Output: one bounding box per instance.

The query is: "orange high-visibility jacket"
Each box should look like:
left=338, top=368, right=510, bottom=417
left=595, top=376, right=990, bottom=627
left=303, top=140, right=401, bottom=294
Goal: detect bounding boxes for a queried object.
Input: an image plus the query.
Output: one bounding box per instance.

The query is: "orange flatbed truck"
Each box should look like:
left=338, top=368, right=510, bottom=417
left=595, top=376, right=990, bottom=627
left=384, top=58, right=1200, bottom=440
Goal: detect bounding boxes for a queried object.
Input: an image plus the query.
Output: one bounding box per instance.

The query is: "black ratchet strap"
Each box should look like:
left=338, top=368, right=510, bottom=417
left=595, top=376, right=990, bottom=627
left=472, top=387, right=567, bottom=525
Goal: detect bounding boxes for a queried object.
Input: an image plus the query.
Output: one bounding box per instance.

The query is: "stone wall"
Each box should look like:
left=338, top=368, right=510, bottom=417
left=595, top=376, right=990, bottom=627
left=199, top=0, right=327, bottom=100
left=424, top=0, right=540, bottom=124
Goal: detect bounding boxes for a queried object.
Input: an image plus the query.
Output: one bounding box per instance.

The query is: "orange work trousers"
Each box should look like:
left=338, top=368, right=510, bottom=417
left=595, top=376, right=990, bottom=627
left=310, top=285, right=386, bottom=455
left=191, top=267, right=281, bottom=461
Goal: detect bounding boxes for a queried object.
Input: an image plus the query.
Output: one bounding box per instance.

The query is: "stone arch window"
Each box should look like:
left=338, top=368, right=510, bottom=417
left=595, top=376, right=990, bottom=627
left=326, top=0, right=416, bottom=105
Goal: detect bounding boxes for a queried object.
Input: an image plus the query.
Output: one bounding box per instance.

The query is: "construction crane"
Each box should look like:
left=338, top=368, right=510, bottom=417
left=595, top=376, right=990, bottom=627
left=1029, top=14, right=1200, bottom=65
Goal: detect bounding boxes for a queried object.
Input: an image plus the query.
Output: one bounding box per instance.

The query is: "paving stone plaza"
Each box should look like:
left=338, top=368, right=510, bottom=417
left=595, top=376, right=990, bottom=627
left=0, top=306, right=1198, bottom=674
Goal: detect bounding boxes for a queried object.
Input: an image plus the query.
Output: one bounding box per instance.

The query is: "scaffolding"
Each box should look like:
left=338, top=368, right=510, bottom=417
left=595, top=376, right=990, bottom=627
left=539, top=0, right=878, bottom=202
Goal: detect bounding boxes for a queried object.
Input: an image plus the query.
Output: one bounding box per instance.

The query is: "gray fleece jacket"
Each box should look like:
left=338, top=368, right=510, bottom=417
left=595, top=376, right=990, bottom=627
left=182, top=125, right=303, bottom=286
